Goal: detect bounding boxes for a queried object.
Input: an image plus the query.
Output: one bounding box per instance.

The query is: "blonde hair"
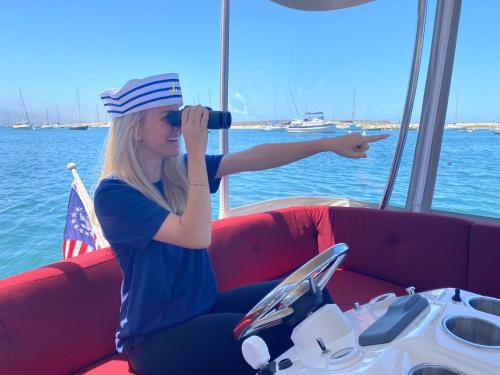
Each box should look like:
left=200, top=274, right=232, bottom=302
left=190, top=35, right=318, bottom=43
left=99, top=111, right=188, bottom=215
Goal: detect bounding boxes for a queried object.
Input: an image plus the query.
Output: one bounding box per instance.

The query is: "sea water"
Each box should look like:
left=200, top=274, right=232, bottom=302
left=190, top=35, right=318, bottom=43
left=0, top=127, right=498, bottom=278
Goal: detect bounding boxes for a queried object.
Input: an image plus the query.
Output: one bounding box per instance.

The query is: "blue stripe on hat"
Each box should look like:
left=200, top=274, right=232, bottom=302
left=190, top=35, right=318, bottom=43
left=101, top=78, right=179, bottom=101
left=107, top=95, right=183, bottom=115
left=103, top=87, right=181, bottom=108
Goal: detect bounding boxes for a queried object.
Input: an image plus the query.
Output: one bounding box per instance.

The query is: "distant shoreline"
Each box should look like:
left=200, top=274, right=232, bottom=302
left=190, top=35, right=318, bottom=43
left=3, top=120, right=499, bottom=130
left=230, top=120, right=500, bottom=130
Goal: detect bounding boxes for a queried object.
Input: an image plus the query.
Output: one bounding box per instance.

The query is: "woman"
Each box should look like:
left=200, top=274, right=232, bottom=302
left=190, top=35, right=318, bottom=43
left=95, top=73, right=388, bottom=374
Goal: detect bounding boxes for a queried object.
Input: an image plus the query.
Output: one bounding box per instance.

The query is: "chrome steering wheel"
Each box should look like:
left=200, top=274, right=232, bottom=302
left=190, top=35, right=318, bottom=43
left=234, top=243, right=349, bottom=340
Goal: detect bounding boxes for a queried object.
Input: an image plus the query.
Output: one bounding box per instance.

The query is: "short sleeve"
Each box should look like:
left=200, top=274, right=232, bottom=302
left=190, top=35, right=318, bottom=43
left=183, top=154, right=225, bottom=194
left=94, top=179, right=169, bottom=250
left=206, top=154, right=224, bottom=193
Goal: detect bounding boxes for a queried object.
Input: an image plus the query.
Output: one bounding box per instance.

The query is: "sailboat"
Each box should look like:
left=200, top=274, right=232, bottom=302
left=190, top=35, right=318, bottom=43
left=287, top=111, right=337, bottom=133
left=53, top=105, right=61, bottom=128
left=345, top=89, right=361, bottom=131
left=12, top=90, right=33, bottom=129
left=69, top=87, right=88, bottom=130
left=285, top=91, right=336, bottom=133
left=41, top=108, right=53, bottom=129
left=263, top=86, right=287, bottom=131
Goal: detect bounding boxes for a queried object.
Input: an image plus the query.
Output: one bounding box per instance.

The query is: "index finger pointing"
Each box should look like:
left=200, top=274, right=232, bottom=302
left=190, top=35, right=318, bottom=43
left=365, top=133, right=390, bottom=142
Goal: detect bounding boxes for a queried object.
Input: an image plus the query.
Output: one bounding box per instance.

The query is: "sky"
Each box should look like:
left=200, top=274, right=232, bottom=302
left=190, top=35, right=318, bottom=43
left=1, top=0, right=499, bottom=124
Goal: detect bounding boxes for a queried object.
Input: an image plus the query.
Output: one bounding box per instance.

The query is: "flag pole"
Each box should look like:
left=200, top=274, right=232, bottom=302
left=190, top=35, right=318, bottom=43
left=67, top=162, right=109, bottom=249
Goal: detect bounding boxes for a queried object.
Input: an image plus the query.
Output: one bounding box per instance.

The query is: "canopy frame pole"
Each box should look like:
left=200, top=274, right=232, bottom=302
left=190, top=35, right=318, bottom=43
left=219, top=0, right=230, bottom=219
left=379, top=0, right=427, bottom=209
left=406, top=0, right=462, bottom=213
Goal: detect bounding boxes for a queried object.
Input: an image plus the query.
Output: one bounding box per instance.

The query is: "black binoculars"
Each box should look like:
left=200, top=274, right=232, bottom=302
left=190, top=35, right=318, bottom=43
left=165, top=107, right=232, bottom=129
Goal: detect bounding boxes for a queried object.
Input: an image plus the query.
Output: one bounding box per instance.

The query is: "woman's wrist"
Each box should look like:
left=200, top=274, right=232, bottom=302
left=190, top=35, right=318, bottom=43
left=186, top=151, right=206, bottom=162
left=314, top=138, right=335, bottom=153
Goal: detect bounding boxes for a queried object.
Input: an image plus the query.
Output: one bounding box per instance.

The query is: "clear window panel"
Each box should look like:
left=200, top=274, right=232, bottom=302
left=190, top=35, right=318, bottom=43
left=432, top=0, right=500, bottom=219
left=227, top=0, right=420, bottom=210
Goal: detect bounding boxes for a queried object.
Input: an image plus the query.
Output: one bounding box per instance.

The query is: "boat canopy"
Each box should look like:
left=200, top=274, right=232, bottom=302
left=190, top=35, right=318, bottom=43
left=269, top=0, right=374, bottom=11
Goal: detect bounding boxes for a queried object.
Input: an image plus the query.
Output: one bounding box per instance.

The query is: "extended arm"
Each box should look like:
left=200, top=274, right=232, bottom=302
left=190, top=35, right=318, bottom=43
left=216, top=133, right=389, bottom=178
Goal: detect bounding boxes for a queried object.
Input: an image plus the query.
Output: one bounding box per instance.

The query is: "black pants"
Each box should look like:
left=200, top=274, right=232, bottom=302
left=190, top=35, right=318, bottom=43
left=127, top=280, right=333, bottom=375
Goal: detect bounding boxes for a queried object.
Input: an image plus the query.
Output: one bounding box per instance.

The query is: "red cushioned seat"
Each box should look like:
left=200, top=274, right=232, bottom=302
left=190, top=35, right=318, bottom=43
left=326, top=269, right=407, bottom=311
left=321, top=207, right=471, bottom=292
left=210, top=206, right=329, bottom=291
left=74, top=353, right=132, bottom=374
left=468, top=223, right=500, bottom=298
left=0, top=205, right=482, bottom=374
left=0, top=249, right=121, bottom=375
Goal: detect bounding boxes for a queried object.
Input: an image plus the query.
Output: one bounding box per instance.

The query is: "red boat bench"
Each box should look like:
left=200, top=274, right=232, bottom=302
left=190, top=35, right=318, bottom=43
left=1, top=206, right=498, bottom=375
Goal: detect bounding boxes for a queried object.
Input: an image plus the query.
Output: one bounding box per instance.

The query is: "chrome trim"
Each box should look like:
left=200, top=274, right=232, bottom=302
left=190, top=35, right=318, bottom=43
left=380, top=0, right=426, bottom=209
left=316, top=253, right=347, bottom=290
left=408, top=363, right=466, bottom=375
left=219, top=0, right=230, bottom=219
left=465, top=296, right=500, bottom=318
left=252, top=307, right=295, bottom=329
left=441, top=314, right=500, bottom=350
left=407, top=0, right=462, bottom=212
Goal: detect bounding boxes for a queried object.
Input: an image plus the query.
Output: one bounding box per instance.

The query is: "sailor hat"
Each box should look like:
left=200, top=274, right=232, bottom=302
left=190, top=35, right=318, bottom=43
left=100, top=73, right=183, bottom=118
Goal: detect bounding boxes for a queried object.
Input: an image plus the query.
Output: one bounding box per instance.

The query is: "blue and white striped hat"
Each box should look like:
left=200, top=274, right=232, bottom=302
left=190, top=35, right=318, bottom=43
left=100, top=73, right=183, bottom=118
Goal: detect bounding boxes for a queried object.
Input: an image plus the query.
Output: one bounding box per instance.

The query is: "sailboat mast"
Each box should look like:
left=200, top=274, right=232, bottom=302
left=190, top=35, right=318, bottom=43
left=46, top=108, right=49, bottom=124
left=273, top=85, right=277, bottom=121
left=208, top=89, right=212, bottom=108
left=76, top=87, right=81, bottom=125
left=96, top=104, right=100, bottom=123
left=19, top=90, right=30, bottom=123
left=352, top=88, right=356, bottom=123
left=455, top=91, right=459, bottom=124
left=290, top=89, right=300, bottom=119
left=56, top=105, right=60, bottom=124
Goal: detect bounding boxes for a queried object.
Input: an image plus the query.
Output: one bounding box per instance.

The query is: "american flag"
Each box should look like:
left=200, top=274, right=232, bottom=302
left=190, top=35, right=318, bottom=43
left=63, top=185, right=98, bottom=259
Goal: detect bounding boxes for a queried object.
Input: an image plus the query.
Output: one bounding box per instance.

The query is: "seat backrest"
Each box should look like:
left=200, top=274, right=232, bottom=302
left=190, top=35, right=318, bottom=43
left=468, top=223, right=500, bottom=298
left=322, top=207, right=472, bottom=292
left=0, top=249, right=121, bottom=375
left=209, top=206, right=332, bottom=291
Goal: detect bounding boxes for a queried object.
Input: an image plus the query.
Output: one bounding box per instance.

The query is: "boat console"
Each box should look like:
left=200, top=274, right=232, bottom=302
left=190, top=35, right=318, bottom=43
left=238, top=245, right=500, bottom=375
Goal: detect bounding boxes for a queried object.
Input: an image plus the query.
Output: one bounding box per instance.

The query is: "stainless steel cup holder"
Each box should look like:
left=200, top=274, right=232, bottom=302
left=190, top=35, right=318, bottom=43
left=408, top=364, right=466, bottom=375
left=442, top=315, right=500, bottom=349
left=465, top=296, right=500, bottom=317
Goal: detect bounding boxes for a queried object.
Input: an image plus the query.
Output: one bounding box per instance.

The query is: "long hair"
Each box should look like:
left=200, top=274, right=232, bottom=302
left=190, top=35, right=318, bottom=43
left=99, top=111, right=188, bottom=215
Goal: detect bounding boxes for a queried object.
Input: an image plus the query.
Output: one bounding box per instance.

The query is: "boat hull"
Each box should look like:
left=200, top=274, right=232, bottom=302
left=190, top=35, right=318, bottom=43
left=287, top=125, right=337, bottom=133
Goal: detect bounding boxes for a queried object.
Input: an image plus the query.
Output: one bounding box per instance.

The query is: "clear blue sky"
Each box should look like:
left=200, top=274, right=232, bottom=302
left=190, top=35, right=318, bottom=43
left=1, top=0, right=499, bottom=124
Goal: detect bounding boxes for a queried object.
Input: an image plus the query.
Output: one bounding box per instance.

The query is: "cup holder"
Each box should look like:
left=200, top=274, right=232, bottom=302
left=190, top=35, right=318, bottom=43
left=408, top=363, right=466, bottom=375
left=465, top=296, right=500, bottom=317
left=442, top=315, right=500, bottom=349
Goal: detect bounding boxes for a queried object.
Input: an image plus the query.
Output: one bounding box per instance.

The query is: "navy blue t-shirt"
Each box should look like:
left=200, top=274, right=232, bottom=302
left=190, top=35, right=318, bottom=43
left=94, top=154, right=224, bottom=353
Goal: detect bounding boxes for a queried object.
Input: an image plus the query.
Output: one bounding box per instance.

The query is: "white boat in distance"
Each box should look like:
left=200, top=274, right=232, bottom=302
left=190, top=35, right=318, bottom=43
left=13, top=90, right=33, bottom=129
left=286, top=112, right=337, bottom=133
left=12, top=120, right=33, bottom=129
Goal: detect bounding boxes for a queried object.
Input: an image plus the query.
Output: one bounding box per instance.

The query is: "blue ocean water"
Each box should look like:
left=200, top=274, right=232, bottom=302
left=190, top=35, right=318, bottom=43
left=0, top=127, right=498, bottom=279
